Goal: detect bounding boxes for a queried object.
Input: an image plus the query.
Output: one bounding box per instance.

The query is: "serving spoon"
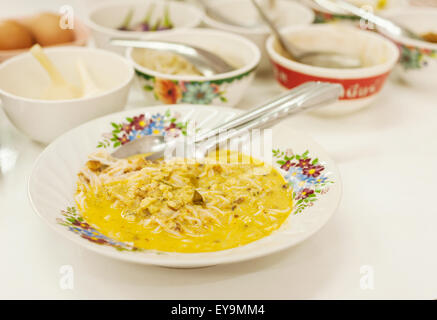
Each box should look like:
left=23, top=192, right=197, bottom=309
left=250, top=0, right=362, bottom=69
left=314, top=0, right=424, bottom=41
left=110, top=38, right=235, bottom=77
left=111, top=81, right=343, bottom=160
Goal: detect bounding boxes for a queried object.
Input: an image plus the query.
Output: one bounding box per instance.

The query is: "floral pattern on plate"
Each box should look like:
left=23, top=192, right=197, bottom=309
left=97, top=110, right=188, bottom=149
left=57, top=207, right=139, bottom=251
left=273, top=148, right=333, bottom=215
left=60, top=111, right=334, bottom=252
left=135, top=69, right=253, bottom=105
left=399, top=44, right=437, bottom=70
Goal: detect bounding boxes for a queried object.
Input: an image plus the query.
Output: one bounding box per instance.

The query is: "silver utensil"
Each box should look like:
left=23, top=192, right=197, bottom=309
left=111, top=82, right=343, bottom=160
left=110, top=38, right=235, bottom=77
left=195, top=81, right=317, bottom=143
left=314, top=0, right=424, bottom=41
left=250, top=0, right=362, bottom=69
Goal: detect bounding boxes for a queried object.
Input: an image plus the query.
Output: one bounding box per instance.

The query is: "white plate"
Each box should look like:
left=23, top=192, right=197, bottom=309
left=28, top=105, right=342, bottom=268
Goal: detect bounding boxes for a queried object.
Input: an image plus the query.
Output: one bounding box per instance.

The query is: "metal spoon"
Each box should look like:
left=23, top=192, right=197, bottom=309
left=111, top=82, right=343, bottom=160
left=110, top=39, right=235, bottom=77
left=250, top=0, right=362, bottom=69
left=314, top=0, right=424, bottom=41
left=111, top=81, right=319, bottom=159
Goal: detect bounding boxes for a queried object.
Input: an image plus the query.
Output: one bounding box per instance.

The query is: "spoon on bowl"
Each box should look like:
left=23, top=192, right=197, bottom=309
left=250, top=0, right=362, bottom=69
left=314, top=0, right=424, bottom=41
left=110, top=38, right=235, bottom=77
left=30, top=44, right=82, bottom=100
left=111, top=81, right=343, bottom=160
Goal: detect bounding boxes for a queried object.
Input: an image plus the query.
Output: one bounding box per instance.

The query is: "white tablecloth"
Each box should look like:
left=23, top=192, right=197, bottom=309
left=1, top=0, right=436, bottom=300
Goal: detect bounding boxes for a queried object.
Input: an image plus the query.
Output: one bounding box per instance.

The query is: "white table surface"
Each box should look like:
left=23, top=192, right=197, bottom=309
left=1, top=0, right=437, bottom=300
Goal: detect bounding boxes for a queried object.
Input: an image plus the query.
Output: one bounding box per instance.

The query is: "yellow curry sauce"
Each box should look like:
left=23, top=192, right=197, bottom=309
left=75, top=151, right=293, bottom=253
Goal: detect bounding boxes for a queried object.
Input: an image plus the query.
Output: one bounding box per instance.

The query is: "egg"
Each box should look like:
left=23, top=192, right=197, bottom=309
left=24, top=12, right=75, bottom=46
left=0, top=20, right=35, bottom=50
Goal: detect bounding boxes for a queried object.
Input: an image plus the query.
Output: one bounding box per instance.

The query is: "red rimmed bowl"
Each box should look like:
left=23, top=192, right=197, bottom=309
left=266, top=25, right=399, bottom=116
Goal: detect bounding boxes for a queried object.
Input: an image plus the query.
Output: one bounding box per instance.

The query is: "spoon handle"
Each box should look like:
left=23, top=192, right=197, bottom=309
left=250, top=0, right=301, bottom=58
left=198, top=82, right=343, bottom=153
left=30, top=44, right=67, bottom=85
left=195, top=81, right=319, bottom=143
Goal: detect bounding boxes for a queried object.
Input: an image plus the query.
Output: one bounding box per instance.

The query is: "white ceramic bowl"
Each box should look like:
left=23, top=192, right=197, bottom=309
left=300, top=0, right=408, bottom=24
left=86, top=0, right=204, bottom=55
left=28, top=104, right=342, bottom=268
left=127, top=28, right=261, bottom=107
left=202, top=0, right=314, bottom=71
left=0, top=47, right=134, bottom=144
left=378, top=8, right=437, bottom=89
left=266, top=25, right=399, bottom=116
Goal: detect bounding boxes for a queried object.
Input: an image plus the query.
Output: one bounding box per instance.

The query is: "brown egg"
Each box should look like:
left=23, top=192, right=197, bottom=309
left=24, top=12, right=75, bottom=46
left=0, top=20, right=35, bottom=50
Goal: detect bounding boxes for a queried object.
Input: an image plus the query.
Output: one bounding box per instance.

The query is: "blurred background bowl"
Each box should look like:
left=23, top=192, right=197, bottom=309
left=378, top=8, right=437, bottom=89
left=299, top=0, right=408, bottom=24
left=0, top=14, right=88, bottom=63
left=266, top=24, right=399, bottom=116
left=127, top=28, right=261, bottom=107
left=0, top=47, right=134, bottom=144
left=86, top=0, right=204, bottom=55
left=202, top=0, right=314, bottom=72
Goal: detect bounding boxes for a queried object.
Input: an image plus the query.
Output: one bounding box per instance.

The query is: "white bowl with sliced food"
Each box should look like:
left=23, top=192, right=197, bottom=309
left=0, top=47, right=134, bottom=144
